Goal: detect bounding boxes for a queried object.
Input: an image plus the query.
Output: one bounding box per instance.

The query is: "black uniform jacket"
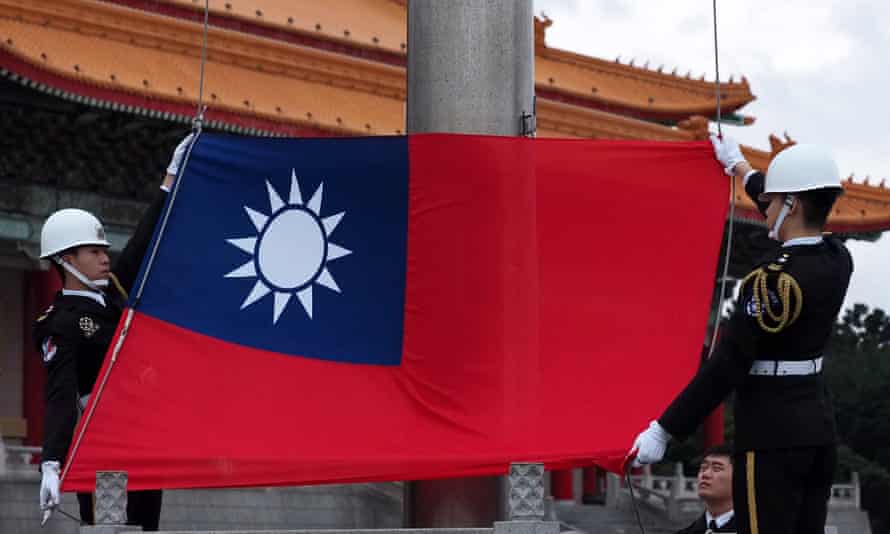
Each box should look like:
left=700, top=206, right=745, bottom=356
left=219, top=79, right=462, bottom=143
left=659, top=172, right=853, bottom=451
left=34, top=190, right=167, bottom=464
left=677, top=513, right=737, bottom=534
left=677, top=514, right=736, bottom=534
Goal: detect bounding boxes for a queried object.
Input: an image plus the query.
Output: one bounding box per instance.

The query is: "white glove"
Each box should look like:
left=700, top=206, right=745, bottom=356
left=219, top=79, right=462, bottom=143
left=710, top=135, right=747, bottom=176
left=629, top=420, right=671, bottom=468
left=166, top=133, right=195, bottom=176
left=40, top=461, right=61, bottom=511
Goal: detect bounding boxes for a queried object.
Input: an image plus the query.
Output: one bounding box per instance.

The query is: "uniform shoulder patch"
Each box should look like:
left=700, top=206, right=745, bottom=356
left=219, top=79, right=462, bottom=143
left=41, top=336, right=58, bottom=362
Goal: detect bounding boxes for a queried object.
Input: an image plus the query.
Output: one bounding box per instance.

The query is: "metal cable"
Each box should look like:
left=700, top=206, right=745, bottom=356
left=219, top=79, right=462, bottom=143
left=194, top=0, right=210, bottom=129
left=60, top=0, right=210, bottom=486
left=712, top=0, right=722, bottom=138
left=626, top=3, right=734, bottom=532
left=706, top=0, right=735, bottom=359
left=626, top=471, right=646, bottom=534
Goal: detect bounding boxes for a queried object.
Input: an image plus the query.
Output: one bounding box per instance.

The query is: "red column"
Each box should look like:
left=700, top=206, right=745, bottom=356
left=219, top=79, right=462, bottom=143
left=703, top=404, right=724, bottom=448
left=582, top=466, right=604, bottom=504
left=22, top=270, right=60, bottom=451
left=550, top=469, right=573, bottom=501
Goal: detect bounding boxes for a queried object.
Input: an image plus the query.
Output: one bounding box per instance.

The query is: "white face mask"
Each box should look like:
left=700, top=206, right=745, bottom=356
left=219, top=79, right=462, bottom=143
left=768, top=194, right=795, bottom=241
left=55, top=258, right=109, bottom=291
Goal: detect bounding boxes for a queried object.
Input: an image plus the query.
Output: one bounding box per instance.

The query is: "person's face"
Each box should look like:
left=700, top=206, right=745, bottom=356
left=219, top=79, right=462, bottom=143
left=697, top=454, right=732, bottom=502
left=65, top=246, right=111, bottom=282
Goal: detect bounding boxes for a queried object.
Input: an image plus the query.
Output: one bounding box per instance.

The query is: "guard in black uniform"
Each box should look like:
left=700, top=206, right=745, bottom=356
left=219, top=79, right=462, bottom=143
left=35, top=134, right=192, bottom=530
left=630, top=137, right=852, bottom=534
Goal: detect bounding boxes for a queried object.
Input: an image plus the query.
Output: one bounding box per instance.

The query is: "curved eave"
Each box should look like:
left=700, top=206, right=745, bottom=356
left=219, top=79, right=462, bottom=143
left=105, top=0, right=754, bottom=121
left=733, top=146, right=890, bottom=233
left=536, top=86, right=751, bottom=124
left=0, top=1, right=406, bottom=136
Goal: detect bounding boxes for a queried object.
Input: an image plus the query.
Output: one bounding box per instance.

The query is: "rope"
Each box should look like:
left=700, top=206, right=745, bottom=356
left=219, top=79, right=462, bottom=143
left=626, top=2, right=734, bottom=531
left=626, top=471, right=647, bottom=534
left=706, top=0, right=735, bottom=359
left=193, top=0, right=210, bottom=131
left=712, top=0, right=722, bottom=138
left=60, top=0, right=211, bottom=487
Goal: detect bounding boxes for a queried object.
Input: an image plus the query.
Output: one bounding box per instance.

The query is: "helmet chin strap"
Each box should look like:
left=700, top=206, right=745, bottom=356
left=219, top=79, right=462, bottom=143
left=55, top=258, right=109, bottom=291
left=768, top=194, right=796, bottom=241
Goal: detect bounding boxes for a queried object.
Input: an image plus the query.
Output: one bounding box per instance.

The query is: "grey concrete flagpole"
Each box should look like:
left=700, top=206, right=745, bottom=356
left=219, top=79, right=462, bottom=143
left=405, top=0, right=535, bottom=527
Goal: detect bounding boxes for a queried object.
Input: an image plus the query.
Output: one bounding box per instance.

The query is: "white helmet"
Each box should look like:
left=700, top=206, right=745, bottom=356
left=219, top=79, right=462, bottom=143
left=764, top=144, right=843, bottom=195
left=40, top=208, right=110, bottom=259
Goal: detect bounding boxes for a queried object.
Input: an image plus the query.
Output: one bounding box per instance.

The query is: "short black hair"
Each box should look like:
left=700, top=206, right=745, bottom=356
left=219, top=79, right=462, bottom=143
left=797, top=188, right=842, bottom=229
left=700, top=444, right=734, bottom=464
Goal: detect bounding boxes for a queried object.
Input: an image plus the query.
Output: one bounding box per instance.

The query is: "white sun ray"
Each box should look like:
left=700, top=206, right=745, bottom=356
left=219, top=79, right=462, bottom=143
left=316, top=267, right=341, bottom=293
left=322, top=212, right=344, bottom=236
left=226, top=237, right=256, bottom=254
left=225, top=172, right=350, bottom=323
left=244, top=206, right=268, bottom=232
left=308, top=183, right=323, bottom=215
left=273, top=292, right=291, bottom=323
left=327, top=243, right=352, bottom=261
left=225, top=260, right=256, bottom=278
left=266, top=180, right=284, bottom=213
left=297, top=286, right=313, bottom=318
left=289, top=169, right=303, bottom=205
left=241, top=280, right=271, bottom=309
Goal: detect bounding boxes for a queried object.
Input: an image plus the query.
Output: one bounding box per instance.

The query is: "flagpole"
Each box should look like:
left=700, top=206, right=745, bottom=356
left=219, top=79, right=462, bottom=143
left=406, top=0, right=535, bottom=527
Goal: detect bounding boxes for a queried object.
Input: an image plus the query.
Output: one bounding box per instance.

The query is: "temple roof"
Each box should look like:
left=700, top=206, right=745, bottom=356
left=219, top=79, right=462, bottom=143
left=0, top=0, right=887, bottom=232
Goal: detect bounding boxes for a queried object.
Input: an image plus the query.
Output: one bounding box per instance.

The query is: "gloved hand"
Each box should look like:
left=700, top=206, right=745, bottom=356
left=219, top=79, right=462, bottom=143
left=166, top=132, right=196, bottom=177
left=40, top=460, right=61, bottom=511
left=710, top=135, right=747, bottom=176
left=629, top=420, right=671, bottom=468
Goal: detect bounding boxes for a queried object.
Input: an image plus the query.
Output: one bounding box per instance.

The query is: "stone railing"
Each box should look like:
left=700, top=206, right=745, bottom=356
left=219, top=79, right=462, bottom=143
left=3, top=445, right=40, bottom=471
left=47, top=462, right=559, bottom=534
left=612, top=462, right=863, bottom=517
left=626, top=463, right=701, bottom=521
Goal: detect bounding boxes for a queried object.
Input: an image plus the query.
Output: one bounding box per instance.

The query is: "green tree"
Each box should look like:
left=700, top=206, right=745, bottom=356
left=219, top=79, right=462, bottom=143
left=825, top=304, right=890, bottom=532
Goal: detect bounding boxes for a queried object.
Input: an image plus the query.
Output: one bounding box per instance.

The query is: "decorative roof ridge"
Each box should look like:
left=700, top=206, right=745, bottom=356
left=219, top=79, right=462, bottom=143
left=537, top=44, right=754, bottom=101
left=537, top=84, right=752, bottom=120
left=741, top=136, right=890, bottom=201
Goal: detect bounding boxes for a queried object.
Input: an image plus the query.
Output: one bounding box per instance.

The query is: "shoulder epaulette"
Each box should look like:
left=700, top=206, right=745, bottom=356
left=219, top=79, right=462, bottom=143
left=35, top=304, right=55, bottom=323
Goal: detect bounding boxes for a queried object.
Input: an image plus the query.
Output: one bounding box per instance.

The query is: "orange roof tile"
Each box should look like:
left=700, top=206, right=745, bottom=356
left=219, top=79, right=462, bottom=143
left=1, top=0, right=888, bottom=232
left=110, top=0, right=754, bottom=119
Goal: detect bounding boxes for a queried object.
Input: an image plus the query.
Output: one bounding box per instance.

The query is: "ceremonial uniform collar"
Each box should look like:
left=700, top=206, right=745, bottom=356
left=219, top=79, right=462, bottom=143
left=705, top=509, right=734, bottom=529
left=62, top=288, right=106, bottom=307
left=782, top=236, right=823, bottom=248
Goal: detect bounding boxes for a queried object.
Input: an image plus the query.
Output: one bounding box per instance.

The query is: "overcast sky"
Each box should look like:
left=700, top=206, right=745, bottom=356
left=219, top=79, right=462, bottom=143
left=534, top=0, right=890, bottom=314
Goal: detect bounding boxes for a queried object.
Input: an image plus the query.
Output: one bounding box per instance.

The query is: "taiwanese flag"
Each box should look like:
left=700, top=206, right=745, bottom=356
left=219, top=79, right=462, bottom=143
left=62, top=134, right=727, bottom=491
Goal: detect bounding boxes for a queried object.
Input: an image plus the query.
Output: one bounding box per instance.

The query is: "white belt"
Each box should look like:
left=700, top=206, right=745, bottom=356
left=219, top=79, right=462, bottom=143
left=749, top=357, right=823, bottom=376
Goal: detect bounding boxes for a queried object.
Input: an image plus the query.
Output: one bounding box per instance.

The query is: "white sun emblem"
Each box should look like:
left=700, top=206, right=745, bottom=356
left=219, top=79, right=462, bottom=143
left=224, top=169, right=351, bottom=322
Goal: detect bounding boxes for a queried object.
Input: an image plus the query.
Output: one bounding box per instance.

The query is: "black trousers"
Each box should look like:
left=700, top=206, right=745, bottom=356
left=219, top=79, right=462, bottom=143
left=733, top=445, right=836, bottom=534
left=77, top=490, right=163, bottom=531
